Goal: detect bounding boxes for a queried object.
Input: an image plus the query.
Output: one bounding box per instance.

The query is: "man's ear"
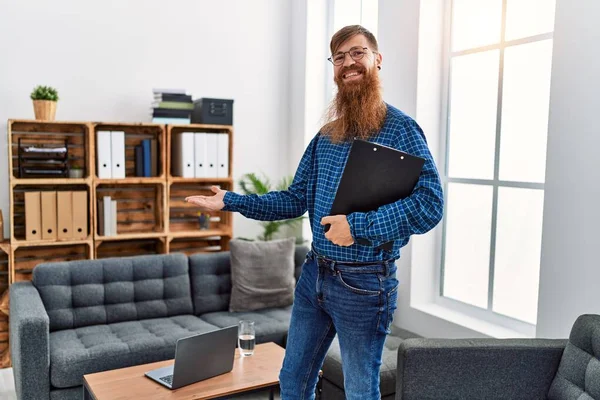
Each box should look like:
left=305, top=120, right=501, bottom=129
left=376, top=52, right=383, bottom=70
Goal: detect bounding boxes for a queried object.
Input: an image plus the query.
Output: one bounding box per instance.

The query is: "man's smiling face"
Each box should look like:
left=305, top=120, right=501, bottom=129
left=332, top=33, right=381, bottom=87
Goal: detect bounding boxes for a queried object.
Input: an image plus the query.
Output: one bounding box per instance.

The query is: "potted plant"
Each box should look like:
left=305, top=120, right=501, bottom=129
left=238, top=172, right=305, bottom=242
left=68, top=164, right=84, bottom=179
left=30, top=85, right=59, bottom=121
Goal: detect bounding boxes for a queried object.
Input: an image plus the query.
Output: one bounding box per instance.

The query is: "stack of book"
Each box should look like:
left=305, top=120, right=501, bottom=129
left=152, top=89, right=193, bottom=124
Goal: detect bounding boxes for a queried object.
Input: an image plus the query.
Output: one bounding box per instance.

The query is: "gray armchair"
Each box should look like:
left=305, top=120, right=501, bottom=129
left=10, top=282, right=51, bottom=399
left=396, top=314, right=600, bottom=400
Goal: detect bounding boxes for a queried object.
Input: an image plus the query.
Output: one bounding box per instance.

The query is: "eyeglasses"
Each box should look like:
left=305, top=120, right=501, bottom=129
left=327, top=46, right=376, bottom=66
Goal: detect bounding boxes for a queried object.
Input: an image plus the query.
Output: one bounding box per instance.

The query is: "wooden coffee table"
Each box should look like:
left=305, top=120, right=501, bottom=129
left=83, top=342, right=285, bottom=400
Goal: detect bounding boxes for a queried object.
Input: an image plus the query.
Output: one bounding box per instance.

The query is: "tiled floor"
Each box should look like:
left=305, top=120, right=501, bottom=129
left=0, top=367, right=280, bottom=400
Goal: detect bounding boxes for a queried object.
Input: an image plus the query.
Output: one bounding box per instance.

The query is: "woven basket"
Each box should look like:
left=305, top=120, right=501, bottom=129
left=33, top=100, right=57, bottom=121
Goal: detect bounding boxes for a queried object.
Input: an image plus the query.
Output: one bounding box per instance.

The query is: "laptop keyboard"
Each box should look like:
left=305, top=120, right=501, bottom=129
left=160, top=375, right=173, bottom=386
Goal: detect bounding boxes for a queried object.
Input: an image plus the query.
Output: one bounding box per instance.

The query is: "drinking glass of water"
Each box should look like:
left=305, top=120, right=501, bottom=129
left=238, top=320, right=255, bottom=357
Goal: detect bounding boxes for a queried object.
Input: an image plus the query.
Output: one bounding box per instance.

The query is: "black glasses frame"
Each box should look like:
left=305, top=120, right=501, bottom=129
left=327, top=47, right=376, bottom=66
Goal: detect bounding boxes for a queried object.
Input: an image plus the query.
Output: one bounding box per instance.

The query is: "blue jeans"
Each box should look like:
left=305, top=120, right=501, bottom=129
left=279, top=250, right=399, bottom=400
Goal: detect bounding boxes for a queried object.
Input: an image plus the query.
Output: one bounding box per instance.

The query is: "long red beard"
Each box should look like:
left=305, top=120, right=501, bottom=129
left=322, top=65, right=387, bottom=143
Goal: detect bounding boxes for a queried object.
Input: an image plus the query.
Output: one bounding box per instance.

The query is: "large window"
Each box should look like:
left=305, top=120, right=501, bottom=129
left=441, top=0, right=556, bottom=326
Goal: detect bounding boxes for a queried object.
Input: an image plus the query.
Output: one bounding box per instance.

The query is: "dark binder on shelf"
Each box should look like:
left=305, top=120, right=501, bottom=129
left=325, top=139, right=425, bottom=251
left=135, top=145, right=144, bottom=177
left=142, top=139, right=151, bottom=177
left=151, top=139, right=158, bottom=177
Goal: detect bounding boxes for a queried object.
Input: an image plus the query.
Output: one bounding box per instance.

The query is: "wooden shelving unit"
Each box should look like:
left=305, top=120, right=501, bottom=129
left=95, top=237, right=167, bottom=259
left=8, top=119, right=235, bottom=258
left=0, top=242, right=10, bottom=369
left=5, top=119, right=235, bottom=366
left=165, top=124, right=234, bottom=252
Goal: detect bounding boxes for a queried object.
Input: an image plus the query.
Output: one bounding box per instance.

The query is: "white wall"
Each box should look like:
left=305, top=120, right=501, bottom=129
left=536, top=0, right=600, bottom=338
left=378, top=0, right=420, bottom=118
left=0, top=0, right=293, bottom=240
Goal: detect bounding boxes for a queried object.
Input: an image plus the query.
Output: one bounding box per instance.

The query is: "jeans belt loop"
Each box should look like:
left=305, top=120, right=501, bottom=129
left=384, top=261, right=389, bottom=277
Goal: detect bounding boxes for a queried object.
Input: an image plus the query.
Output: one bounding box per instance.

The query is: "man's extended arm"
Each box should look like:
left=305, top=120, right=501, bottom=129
left=222, top=134, right=318, bottom=221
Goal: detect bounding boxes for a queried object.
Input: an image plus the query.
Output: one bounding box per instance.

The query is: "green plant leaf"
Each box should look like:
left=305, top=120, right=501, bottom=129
left=238, top=172, right=271, bottom=195
left=239, top=172, right=305, bottom=241
left=259, top=221, right=282, bottom=241
left=30, top=85, right=59, bottom=101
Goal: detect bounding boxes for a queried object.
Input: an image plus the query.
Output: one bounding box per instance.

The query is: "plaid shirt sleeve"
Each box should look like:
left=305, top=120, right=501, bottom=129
left=222, top=134, right=318, bottom=221
left=346, top=120, right=444, bottom=243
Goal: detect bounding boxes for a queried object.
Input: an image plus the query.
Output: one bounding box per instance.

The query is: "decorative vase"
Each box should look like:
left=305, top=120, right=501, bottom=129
left=33, top=100, right=57, bottom=121
left=69, top=169, right=84, bottom=179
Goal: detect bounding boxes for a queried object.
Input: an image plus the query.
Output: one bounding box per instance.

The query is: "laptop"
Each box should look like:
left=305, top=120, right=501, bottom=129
left=145, top=325, right=238, bottom=390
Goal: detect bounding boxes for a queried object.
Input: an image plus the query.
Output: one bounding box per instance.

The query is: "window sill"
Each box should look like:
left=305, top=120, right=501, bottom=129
left=411, top=302, right=534, bottom=339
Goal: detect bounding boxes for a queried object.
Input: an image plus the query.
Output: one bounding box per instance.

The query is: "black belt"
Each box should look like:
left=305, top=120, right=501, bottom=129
left=308, top=245, right=395, bottom=266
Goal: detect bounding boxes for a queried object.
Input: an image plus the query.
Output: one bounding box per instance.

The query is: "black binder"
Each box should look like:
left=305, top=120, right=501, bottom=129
left=325, top=139, right=425, bottom=251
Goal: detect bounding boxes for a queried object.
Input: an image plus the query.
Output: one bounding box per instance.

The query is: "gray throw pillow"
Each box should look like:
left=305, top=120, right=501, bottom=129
left=229, top=237, right=296, bottom=312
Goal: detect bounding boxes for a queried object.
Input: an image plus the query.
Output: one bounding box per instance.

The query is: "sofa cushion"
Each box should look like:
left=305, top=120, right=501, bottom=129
left=322, top=334, right=404, bottom=397
left=548, top=314, right=600, bottom=400
left=200, top=306, right=293, bottom=347
left=49, top=314, right=219, bottom=388
left=189, top=246, right=310, bottom=316
left=50, top=387, right=83, bottom=400
left=228, top=237, right=296, bottom=312
left=189, top=251, right=233, bottom=315
left=34, top=253, right=193, bottom=331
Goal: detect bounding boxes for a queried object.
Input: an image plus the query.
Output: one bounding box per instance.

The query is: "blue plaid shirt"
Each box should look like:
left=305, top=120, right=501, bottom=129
left=223, top=104, right=444, bottom=262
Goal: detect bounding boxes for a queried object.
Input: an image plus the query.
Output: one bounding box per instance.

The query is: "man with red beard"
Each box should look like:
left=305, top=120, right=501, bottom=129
left=186, top=25, right=443, bottom=400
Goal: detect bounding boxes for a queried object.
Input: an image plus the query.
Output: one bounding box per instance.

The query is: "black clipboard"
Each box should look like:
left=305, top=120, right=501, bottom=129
left=325, top=139, right=425, bottom=251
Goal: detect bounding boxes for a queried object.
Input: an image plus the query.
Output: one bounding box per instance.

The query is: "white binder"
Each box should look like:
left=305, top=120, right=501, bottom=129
left=217, top=134, right=229, bottom=178
left=111, top=199, right=117, bottom=235
left=205, top=133, right=219, bottom=178
left=172, top=132, right=195, bottom=178
left=103, top=196, right=112, bottom=236
left=194, top=133, right=207, bottom=178
left=110, top=131, right=126, bottom=179
left=96, top=131, right=112, bottom=179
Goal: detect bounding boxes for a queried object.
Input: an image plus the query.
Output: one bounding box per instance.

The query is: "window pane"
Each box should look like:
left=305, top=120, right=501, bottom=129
left=452, top=0, right=502, bottom=52
left=506, top=0, right=556, bottom=41
left=448, top=51, right=499, bottom=180
left=334, top=0, right=362, bottom=31
left=499, top=40, right=553, bottom=183
left=360, top=0, right=378, bottom=37
left=443, top=183, right=492, bottom=309
left=492, top=187, right=544, bottom=324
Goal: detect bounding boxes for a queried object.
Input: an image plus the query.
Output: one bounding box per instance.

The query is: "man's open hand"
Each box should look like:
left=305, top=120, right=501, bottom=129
left=321, top=215, right=354, bottom=247
left=185, top=186, right=226, bottom=212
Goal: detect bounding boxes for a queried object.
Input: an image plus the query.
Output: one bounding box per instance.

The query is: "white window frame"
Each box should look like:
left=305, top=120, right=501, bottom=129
left=436, top=0, right=554, bottom=336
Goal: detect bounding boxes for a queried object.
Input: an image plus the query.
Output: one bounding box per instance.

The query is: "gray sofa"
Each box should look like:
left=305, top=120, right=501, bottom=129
left=322, top=315, right=600, bottom=400
left=395, top=314, right=599, bottom=400
left=10, top=247, right=309, bottom=400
